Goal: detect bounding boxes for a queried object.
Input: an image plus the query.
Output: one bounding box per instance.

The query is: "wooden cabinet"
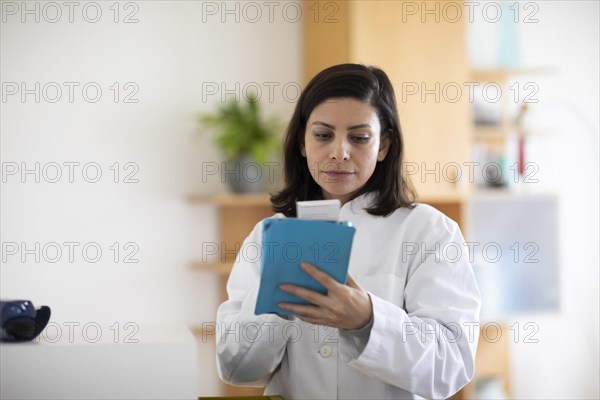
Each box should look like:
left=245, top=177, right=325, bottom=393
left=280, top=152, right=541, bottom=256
left=302, top=6, right=519, bottom=397
left=303, top=1, right=472, bottom=198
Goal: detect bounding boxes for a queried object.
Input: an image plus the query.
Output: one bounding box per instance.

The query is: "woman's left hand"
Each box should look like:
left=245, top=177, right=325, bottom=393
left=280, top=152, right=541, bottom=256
left=278, top=262, right=373, bottom=330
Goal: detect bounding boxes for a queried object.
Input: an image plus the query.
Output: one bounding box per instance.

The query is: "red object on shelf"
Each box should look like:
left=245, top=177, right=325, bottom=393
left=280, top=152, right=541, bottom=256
left=518, top=136, right=526, bottom=176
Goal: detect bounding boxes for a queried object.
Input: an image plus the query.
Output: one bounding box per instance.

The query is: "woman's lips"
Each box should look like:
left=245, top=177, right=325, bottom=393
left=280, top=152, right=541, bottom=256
left=323, top=170, right=355, bottom=179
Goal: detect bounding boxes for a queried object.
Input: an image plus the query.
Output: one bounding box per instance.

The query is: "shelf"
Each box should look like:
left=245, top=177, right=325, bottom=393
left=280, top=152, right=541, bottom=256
left=187, top=192, right=272, bottom=207
left=470, top=67, right=552, bottom=82
left=189, top=324, right=216, bottom=337
left=419, top=192, right=467, bottom=204
left=473, top=126, right=508, bottom=142
left=188, top=192, right=466, bottom=207
left=190, top=260, right=233, bottom=275
left=469, top=189, right=558, bottom=201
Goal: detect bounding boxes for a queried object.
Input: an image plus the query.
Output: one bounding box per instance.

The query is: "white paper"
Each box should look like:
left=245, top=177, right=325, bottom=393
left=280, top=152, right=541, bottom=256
left=296, top=199, right=341, bottom=221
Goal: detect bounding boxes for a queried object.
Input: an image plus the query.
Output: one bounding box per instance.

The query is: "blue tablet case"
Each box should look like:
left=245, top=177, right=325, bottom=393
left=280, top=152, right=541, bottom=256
left=255, top=218, right=356, bottom=316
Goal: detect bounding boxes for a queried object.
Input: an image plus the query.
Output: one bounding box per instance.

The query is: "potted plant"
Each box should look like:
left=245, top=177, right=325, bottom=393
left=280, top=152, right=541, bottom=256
left=198, top=94, right=282, bottom=193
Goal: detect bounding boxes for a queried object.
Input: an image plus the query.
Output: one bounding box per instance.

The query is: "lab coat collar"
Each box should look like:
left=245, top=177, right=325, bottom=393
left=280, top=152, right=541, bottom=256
left=341, top=191, right=378, bottom=215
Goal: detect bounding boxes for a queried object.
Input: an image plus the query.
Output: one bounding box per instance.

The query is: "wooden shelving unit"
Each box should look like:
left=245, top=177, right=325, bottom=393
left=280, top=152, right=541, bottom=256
left=461, top=68, right=550, bottom=399
left=469, top=67, right=551, bottom=187
left=192, top=3, right=547, bottom=395
left=300, top=1, right=516, bottom=396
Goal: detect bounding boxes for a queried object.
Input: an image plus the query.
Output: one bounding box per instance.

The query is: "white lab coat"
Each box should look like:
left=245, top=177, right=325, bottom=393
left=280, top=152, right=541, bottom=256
left=216, top=192, right=481, bottom=399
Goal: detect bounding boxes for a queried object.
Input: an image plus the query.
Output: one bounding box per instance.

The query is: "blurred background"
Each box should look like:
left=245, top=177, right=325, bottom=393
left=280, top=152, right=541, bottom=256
left=1, top=1, right=598, bottom=399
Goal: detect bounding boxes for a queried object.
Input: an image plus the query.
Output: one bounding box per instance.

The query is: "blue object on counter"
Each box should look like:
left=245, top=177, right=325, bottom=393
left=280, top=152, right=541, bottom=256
left=1, top=300, right=51, bottom=342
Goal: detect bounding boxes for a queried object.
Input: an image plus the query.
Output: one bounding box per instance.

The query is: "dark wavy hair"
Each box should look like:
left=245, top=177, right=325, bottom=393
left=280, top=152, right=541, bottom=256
left=271, top=63, right=416, bottom=216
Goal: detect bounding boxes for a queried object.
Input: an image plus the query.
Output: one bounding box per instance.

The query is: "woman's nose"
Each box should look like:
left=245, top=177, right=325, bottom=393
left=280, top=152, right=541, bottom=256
left=330, top=138, right=350, bottom=161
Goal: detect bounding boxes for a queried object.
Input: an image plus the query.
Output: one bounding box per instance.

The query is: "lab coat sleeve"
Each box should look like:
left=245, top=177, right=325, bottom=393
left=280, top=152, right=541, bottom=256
left=215, top=219, right=290, bottom=387
left=338, top=310, right=373, bottom=359
left=340, top=216, right=481, bottom=399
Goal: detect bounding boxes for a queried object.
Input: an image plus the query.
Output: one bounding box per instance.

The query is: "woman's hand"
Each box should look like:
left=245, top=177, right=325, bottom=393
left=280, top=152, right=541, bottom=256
left=278, top=262, right=373, bottom=330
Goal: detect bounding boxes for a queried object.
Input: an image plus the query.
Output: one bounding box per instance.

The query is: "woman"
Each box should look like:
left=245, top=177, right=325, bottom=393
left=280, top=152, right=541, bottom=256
left=216, top=64, right=481, bottom=399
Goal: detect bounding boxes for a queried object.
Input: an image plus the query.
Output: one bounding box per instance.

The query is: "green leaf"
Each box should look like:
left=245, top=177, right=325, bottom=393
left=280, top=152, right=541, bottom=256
left=197, top=95, right=282, bottom=162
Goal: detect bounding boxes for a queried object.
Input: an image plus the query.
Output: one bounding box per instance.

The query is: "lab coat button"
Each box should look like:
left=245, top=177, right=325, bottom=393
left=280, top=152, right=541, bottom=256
left=319, top=345, right=332, bottom=358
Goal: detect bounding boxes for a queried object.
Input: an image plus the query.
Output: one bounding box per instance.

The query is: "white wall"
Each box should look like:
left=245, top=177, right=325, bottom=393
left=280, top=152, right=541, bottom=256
left=1, top=1, right=301, bottom=396
left=469, top=1, right=599, bottom=398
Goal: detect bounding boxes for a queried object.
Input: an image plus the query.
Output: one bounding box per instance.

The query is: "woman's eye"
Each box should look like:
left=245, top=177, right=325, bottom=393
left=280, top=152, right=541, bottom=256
left=314, top=132, right=332, bottom=141
left=352, top=136, right=371, bottom=144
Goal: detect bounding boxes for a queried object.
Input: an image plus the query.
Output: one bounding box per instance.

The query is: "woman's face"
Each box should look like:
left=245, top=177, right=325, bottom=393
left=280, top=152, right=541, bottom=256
left=302, top=98, right=389, bottom=204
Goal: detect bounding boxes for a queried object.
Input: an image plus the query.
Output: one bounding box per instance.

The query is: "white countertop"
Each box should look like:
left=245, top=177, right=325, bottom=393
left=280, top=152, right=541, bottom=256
left=1, top=323, right=199, bottom=400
